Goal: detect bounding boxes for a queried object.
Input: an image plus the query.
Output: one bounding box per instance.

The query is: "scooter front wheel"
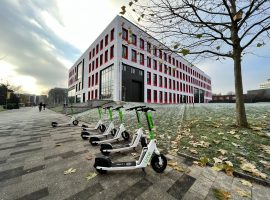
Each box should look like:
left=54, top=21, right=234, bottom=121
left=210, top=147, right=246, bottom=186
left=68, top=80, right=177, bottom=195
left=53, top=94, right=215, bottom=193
left=111, top=128, right=117, bottom=136
left=100, top=143, right=113, bottom=156
left=51, top=122, right=58, bottom=128
left=121, top=131, right=130, bottom=141
left=94, top=158, right=111, bottom=174
left=81, top=131, right=90, bottom=140
left=73, top=120, right=79, bottom=126
left=99, top=124, right=106, bottom=133
left=151, top=154, right=167, bottom=173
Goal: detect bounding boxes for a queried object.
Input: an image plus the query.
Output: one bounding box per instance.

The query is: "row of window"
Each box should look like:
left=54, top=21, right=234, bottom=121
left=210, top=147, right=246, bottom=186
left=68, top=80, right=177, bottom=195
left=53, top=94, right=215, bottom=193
left=121, top=28, right=211, bottom=84
left=147, top=89, right=194, bottom=104
left=122, top=45, right=211, bottom=85
left=88, top=45, right=114, bottom=73
left=88, top=28, right=115, bottom=60
left=88, top=72, right=99, bottom=88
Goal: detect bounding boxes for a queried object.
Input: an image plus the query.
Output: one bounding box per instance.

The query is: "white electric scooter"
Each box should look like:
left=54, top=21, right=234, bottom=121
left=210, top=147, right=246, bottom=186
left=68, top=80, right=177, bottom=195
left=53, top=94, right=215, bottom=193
left=94, top=107, right=167, bottom=174
left=83, top=106, right=117, bottom=141
left=100, top=106, right=147, bottom=155
left=89, top=106, right=130, bottom=146
left=81, top=107, right=107, bottom=139
left=51, top=105, right=79, bottom=128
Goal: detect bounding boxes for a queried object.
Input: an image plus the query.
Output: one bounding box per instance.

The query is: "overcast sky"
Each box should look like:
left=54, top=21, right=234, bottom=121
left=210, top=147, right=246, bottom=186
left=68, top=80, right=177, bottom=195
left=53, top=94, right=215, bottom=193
left=0, top=0, right=269, bottom=95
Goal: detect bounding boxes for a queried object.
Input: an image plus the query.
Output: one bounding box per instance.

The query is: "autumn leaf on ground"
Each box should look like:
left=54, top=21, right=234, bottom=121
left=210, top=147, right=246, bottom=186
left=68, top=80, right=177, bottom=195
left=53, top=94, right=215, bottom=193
left=168, top=160, right=185, bottom=172
left=240, top=161, right=267, bottom=179
left=223, top=164, right=234, bottom=176
left=212, top=163, right=224, bottom=171
left=189, top=149, right=198, bottom=154
left=240, top=180, right=252, bottom=187
left=259, top=160, right=270, bottom=169
left=225, top=161, right=233, bottom=167
left=218, top=149, right=228, bottom=155
left=131, top=153, right=137, bottom=157
left=231, top=142, right=240, bottom=148
left=213, top=188, right=231, bottom=200
left=236, top=188, right=250, bottom=198
left=228, top=130, right=236, bottom=135
left=260, top=144, right=270, bottom=154
left=233, top=135, right=240, bottom=140
left=64, top=168, right=76, bottom=175
left=213, top=140, right=221, bottom=144
left=251, top=126, right=263, bottom=131
left=222, top=136, right=229, bottom=141
left=217, top=132, right=224, bottom=135
left=85, top=153, right=93, bottom=160
left=86, top=172, right=97, bottom=181
left=199, top=157, right=209, bottom=167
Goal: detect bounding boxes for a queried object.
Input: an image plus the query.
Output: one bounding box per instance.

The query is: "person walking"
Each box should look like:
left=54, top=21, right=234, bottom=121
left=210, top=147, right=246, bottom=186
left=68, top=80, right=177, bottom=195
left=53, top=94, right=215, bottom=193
left=39, top=102, right=43, bottom=112
left=43, top=103, right=46, bottom=110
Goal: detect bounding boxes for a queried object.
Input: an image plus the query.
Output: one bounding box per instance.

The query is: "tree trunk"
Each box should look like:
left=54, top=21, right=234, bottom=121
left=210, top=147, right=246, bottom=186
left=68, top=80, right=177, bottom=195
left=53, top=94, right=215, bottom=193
left=233, top=49, right=248, bottom=127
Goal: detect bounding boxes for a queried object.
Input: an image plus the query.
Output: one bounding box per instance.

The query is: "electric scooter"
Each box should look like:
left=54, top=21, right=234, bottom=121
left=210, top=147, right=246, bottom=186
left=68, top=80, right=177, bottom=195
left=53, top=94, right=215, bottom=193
left=100, top=105, right=147, bottom=155
left=94, top=107, right=167, bottom=174
left=80, top=107, right=107, bottom=138
left=51, top=105, right=79, bottom=127
left=81, top=106, right=117, bottom=140
left=89, top=106, right=130, bottom=146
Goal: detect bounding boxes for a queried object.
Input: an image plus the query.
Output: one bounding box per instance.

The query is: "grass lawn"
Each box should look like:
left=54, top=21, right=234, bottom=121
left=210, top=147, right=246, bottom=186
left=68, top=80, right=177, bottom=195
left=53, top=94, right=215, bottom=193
left=77, top=102, right=270, bottom=181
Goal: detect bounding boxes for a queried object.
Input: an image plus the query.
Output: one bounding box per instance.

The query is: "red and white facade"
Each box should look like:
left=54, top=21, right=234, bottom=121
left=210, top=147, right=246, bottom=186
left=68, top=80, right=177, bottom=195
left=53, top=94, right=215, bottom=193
left=68, top=16, right=212, bottom=104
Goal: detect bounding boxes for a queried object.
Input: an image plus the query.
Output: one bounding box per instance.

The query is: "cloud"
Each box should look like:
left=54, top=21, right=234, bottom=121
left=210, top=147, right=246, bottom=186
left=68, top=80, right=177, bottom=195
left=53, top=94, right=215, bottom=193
left=0, top=0, right=81, bottom=94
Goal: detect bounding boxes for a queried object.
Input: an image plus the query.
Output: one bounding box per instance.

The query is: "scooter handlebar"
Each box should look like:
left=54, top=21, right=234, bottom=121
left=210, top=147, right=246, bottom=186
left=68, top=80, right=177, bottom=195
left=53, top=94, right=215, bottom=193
left=103, top=106, right=113, bottom=110
left=113, top=106, right=124, bottom=111
left=137, top=107, right=156, bottom=112
left=126, top=105, right=146, bottom=111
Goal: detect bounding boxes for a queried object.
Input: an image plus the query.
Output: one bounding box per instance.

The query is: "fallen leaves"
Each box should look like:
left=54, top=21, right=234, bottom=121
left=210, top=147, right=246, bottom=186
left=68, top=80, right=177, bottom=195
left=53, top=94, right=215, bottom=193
left=86, top=172, right=97, bottom=181
left=193, top=157, right=209, bottom=167
left=259, top=160, right=270, bottom=169
left=259, top=144, right=270, bottom=155
left=231, top=142, right=240, bottom=148
left=189, top=149, right=198, bottom=154
left=218, top=149, right=228, bottom=155
left=240, top=180, right=252, bottom=187
left=85, top=153, right=93, bottom=160
left=236, top=188, right=250, bottom=198
left=64, top=168, right=76, bottom=175
left=239, top=160, right=267, bottom=179
left=213, top=188, right=231, bottom=200
left=189, top=140, right=210, bottom=148
left=251, top=126, right=263, bottom=131
left=168, top=160, right=185, bottom=172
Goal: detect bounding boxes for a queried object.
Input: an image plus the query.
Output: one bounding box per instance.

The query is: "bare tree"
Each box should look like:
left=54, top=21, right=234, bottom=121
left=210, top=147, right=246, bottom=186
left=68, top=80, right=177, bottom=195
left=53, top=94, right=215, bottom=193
left=121, top=0, right=270, bottom=127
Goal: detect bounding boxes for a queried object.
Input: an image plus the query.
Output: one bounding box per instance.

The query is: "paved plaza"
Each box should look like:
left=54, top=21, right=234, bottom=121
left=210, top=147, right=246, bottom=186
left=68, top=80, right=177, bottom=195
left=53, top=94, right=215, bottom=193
left=0, top=107, right=269, bottom=200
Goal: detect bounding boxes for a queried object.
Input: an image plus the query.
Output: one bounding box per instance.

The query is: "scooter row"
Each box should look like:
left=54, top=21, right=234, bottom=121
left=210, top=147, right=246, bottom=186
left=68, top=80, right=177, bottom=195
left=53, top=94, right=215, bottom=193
left=80, top=105, right=167, bottom=174
left=51, top=105, right=167, bottom=174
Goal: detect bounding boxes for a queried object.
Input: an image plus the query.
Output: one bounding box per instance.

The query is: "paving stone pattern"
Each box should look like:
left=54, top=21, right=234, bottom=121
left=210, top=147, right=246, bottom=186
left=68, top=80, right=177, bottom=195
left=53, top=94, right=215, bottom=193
left=0, top=107, right=269, bottom=200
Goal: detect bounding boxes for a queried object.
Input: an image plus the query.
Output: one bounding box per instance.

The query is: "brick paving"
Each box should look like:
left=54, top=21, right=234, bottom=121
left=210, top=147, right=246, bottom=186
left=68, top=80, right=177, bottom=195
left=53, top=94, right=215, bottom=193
left=0, top=107, right=269, bottom=200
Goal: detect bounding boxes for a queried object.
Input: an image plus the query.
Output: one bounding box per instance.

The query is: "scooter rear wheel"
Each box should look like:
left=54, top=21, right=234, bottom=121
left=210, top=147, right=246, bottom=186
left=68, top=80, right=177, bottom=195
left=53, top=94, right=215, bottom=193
left=100, top=143, right=113, bottom=156
left=151, top=154, right=167, bottom=173
left=90, top=137, right=100, bottom=146
left=73, top=120, right=79, bottom=126
left=81, top=131, right=90, bottom=140
left=99, top=124, right=106, bottom=133
left=121, top=131, right=130, bottom=141
left=94, top=158, right=111, bottom=174
left=111, top=128, right=117, bottom=136
left=51, top=122, right=58, bottom=128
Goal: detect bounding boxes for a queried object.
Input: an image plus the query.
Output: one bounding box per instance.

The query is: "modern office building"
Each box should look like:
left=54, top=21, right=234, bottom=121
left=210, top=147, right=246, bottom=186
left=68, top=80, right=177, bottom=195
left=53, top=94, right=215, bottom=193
left=68, top=16, right=212, bottom=104
left=260, top=79, right=270, bottom=89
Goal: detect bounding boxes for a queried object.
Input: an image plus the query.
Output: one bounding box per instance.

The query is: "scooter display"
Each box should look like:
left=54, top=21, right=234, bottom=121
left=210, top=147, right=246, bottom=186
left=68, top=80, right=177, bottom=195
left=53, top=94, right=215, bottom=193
left=81, top=106, right=117, bottom=140
left=94, top=107, right=167, bottom=174
left=89, top=106, right=130, bottom=146
left=100, top=105, right=147, bottom=155
left=51, top=105, right=79, bottom=127
left=80, top=107, right=106, bottom=138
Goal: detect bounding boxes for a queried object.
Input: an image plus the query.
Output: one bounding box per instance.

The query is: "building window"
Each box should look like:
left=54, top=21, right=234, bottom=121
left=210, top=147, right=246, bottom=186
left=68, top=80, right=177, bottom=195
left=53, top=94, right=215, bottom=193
left=140, top=53, right=144, bottom=65
left=110, top=45, right=114, bottom=59
left=173, top=80, right=175, bottom=90
left=154, top=90, right=157, bottom=102
left=93, top=48, right=95, bottom=57
left=91, top=90, right=94, bottom=99
left=96, top=44, right=99, bottom=54
left=92, top=61, right=95, bottom=71
left=105, top=34, right=109, bottom=46
left=159, top=62, right=162, bottom=72
left=169, top=79, right=172, bottom=89
left=164, top=77, right=167, bottom=88
left=147, top=89, right=151, bottom=103
left=96, top=58, right=99, bottom=69
left=132, top=34, right=137, bottom=46
left=89, top=51, right=91, bottom=60
left=95, top=72, right=98, bottom=85
left=88, top=91, right=90, bottom=100
left=132, top=49, right=137, bottom=62
left=165, top=92, right=168, bottom=103
left=147, top=42, right=151, bottom=53
left=105, top=50, right=108, bottom=62
left=147, top=72, right=151, bottom=85
left=100, top=40, right=103, bottom=50
left=147, top=57, right=151, bottom=68
left=95, top=89, right=98, bottom=99
left=122, top=28, right=128, bottom=41
left=153, top=46, right=157, bottom=56
left=172, top=58, right=175, bottom=66
left=159, top=91, right=163, bottom=103
left=140, top=38, right=144, bottom=49
left=100, top=65, right=114, bottom=99
left=164, top=64, right=168, bottom=74
left=88, top=63, right=91, bottom=73
left=164, top=52, right=167, bottom=61
left=168, top=55, right=171, bottom=64
left=159, top=76, right=163, bottom=87
left=122, top=45, right=128, bottom=59
left=153, top=74, right=157, bottom=86
left=110, top=28, right=114, bottom=41
left=169, top=93, right=172, bottom=103
left=88, top=76, right=91, bottom=88
left=159, top=49, right=162, bottom=59
left=153, top=60, right=157, bottom=70
left=92, top=74, right=94, bottom=86
left=169, top=67, right=171, bottom=76
left=100, top=54, right=103, bottom=66
left=177, top=81, right=179, bottom=91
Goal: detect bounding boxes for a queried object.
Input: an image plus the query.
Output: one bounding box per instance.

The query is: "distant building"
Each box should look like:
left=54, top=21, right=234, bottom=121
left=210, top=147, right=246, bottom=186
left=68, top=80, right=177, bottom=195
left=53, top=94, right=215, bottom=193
left=260, top=79, right=270, bottom=89
left=247, top=88, right=270, bottom=102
